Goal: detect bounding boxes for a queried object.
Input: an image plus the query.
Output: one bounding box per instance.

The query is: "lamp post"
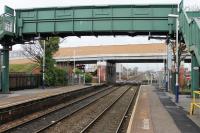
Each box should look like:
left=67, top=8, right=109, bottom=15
left=98, top=44, right=103, bottom=85
left=166, top=44, right=170, bottom=92
left=168, top=14, right=179, bottom=103
left=73, top=48, right=76, bottom=85
left=167, top=43, right=169, bottom=92
left=98, top=62, right=101, bottom=85
left=42, top=40, right=46, bottom=89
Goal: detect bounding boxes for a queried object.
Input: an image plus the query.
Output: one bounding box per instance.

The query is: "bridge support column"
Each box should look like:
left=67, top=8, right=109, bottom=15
left=1, top=45, right=9, bottom=93
left=191, top=53, right=199, bottom=91
left=106, top=61, right=116, bottom=84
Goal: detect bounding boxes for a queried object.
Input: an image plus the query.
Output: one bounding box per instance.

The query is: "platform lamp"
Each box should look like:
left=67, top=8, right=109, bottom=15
left=34, top=35, right=46, bottom=89
left=168, top=14, right=179, bottom=103
left=73, top=48, right=76, bottom=85
left=165, top=38, right=170, bottom=92
left=42, top=39, right=46, bottom=89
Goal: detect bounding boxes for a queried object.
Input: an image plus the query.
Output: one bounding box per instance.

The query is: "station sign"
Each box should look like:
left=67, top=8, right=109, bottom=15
left=193, top=67, right=199, bottom=71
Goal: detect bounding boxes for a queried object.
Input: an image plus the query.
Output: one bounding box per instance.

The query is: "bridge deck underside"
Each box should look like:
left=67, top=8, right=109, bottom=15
left=55, top=57, right=191, bottom=64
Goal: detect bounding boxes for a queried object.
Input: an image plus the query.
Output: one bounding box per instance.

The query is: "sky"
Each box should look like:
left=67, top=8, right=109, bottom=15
left=0, top=0, right=198, bottom=71
left=0, top=0, right=199, bottom=50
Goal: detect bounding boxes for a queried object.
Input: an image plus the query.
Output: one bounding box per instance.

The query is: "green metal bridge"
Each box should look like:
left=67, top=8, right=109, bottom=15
left=0, top=0, right=199, bottom=93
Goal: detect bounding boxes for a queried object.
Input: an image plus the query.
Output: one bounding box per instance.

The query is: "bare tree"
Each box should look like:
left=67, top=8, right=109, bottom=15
left=22, top=40, right=43, bottom=65
left=169, top=40, right=187, bottom=69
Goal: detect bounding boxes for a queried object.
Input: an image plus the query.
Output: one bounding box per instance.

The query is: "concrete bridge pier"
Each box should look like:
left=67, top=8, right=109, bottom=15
left=106, top=61, right=116, bottom=84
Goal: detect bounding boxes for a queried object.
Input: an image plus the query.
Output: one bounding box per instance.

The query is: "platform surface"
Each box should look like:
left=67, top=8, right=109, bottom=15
left=128, top=85, right=181, bottom=133
left=0, top=85, right=91, bottom=109
left=128, top=85, right=200, bottom=133
left=167, top=92, right=200, bottom=129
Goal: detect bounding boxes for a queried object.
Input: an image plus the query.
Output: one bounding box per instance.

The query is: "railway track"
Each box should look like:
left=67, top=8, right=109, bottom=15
left=42, top=85, right=138, bottom=133
left=3, top=84, right=138, bottom=133
left=2, top=85, right=117, bottom=133
left=80, top=86, right=138, bottom=133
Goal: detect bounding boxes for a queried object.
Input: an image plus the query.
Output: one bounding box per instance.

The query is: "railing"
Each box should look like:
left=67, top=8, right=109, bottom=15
left=0, top=15, right=4, bottom=33
left=0, top=13, right=14, bottom=39
left=190, top=91, right=200, bottom=115
left=179, top=9, right=200, bottom=63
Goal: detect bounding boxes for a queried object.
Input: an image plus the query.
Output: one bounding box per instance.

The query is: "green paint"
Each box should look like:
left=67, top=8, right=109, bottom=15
left=191, top=53, right=199, bottom=91
left=0, top=1, right=200, bottom=91
left=0, top=13, right=14, bottom=40
left=4, top=6, right=14, bottom=15
left=2, top=45, right=9, bottom=93
left=179, top=9, right=200, bottom=65
left=15, top=4, right=177, bottom=37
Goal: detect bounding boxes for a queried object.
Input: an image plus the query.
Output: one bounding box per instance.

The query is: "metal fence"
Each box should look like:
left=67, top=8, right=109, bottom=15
left=9, top=73, right=41, bottom=91
left=67, top=74, right=85, bottom=85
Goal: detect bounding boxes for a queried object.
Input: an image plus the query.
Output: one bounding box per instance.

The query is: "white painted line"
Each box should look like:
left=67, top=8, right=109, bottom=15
left=143, top=118, right=150, bottom=130
left=126, top=86, right=142, bottom=133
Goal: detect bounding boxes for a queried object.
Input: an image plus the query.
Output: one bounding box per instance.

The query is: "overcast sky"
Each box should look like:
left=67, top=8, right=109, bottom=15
left=1, top=0, right=199, bottom=12
left=0, top=0, right=199, bottom=49
left=0, top=0, right=179, bottom=11
left=0, top=0, right=197, bottom=71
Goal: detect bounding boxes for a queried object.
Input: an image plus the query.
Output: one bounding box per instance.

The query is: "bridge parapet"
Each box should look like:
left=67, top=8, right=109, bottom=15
left=15, top=4, right=177, bottom=40
left=0, top=6, right=15, bottom=41
left=179, top=8, right=200, bottom=64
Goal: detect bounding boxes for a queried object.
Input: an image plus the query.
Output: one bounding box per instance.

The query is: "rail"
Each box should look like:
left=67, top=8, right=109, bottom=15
left=2, top=85, right=115, bottom=132
left=80, top=86, right=136, bottom=133
left=190, top=91, right=200, bottom=115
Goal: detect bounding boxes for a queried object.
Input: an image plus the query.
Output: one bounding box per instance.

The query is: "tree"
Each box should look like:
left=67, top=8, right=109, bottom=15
left=168, top=39, right=188, bottom=91
left=23, top=37, right=67, bottom=86
left=169, top=40, right=187, bottom=71
left=85, top=73, right=93, bottom=83
left=23, top=37, right=59, bottom=64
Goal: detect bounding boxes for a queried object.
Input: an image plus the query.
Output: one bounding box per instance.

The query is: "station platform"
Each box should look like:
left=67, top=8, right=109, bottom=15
left=167, top=92, right=200, bottom=128
left=0, top=85, right=91, bottom=109
left=127, top=85, right=200, bottom=133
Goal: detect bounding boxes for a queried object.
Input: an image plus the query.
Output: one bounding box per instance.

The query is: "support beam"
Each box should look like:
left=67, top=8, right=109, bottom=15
left=1, top=45, right=9, bottom=93
left=191, top=53, right=199, bottom=91
left=106, top=61, right=116, bottom=84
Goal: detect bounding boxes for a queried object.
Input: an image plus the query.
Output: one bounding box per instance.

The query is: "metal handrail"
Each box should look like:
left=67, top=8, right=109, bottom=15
left=190, top=91, right=200, bottom=115
left=0, top=13, right=15, bottom=39
left=182, top=10, right=192, bottom=24
left=0, top=14, right=4, bottom=31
